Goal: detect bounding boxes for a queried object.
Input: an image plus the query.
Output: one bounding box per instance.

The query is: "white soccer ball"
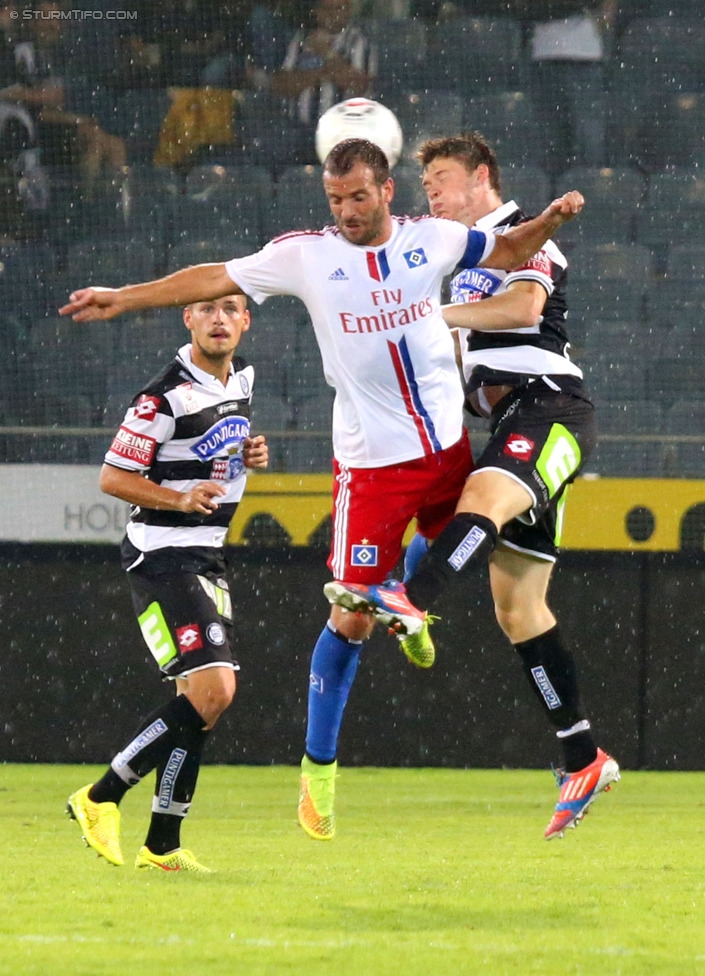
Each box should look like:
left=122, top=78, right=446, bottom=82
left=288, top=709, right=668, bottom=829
left=315, top=98, right=404, bottom=169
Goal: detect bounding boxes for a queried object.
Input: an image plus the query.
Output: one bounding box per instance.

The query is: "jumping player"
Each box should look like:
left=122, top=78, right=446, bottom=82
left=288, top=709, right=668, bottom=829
left=325, top=133, right=619, bottom=839
left=60, top=138, right=584, bottom=841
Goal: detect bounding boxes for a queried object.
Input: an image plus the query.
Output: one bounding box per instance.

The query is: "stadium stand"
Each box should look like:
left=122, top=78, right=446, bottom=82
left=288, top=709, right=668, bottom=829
left=1, top=1, right=703, bottom=477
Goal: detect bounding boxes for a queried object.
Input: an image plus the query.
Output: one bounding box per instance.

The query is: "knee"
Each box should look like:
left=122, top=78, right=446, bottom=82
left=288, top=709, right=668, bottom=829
left=191, top=671, right=237, bottom=727
left=494, top=602, right=525, bottom=643
left=330, top=604, right=375, bottom=641
left=494, top=600, right=556, bottom=645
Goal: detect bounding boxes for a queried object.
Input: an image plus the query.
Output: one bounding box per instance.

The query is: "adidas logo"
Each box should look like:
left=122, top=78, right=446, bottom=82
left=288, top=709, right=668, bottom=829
left=328, top=267, right=349, bottom=281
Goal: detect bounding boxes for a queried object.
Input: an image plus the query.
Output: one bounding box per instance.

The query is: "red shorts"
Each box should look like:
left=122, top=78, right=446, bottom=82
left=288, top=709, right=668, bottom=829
left=328, top=432, right=473, bottom=583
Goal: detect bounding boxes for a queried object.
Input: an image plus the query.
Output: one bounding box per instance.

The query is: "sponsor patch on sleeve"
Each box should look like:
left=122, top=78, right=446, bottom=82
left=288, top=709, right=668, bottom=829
left=110, top=426, right=157, bottom=465
left=517, top=250, right=552, bottom=277
left=132, top=395, right=161, bottom=422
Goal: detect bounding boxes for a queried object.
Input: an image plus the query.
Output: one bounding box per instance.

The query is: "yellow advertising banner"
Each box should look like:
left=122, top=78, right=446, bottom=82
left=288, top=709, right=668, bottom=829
left=228, top=474, right=705, bottom=552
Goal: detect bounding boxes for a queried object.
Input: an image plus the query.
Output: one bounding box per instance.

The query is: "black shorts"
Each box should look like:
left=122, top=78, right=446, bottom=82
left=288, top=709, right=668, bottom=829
left=474, top=383, right=596, bottom=561
left=128, top=565, right=237, bottom=679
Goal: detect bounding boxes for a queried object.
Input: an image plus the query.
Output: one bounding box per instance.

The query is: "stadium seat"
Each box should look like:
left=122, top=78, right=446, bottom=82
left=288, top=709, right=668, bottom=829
left=0, top=243, right=57, bottom=327
left=425, top=17, right=525, bottom=96
left=665, top=244, right=705, bottom=280
left=635, top=169, right=705, bottom=254
left=263, top=166, right=332, bottom=239
left=568, top=243, right=653, bottom=325
left=166, top=239, right=252, bottom=273
left=390, top=165, right=426, bottom=217
left=639, top=92, right=705, bottom=172
left=663, top=399, right=705, bottom=477
left=499, top=165, right=552, bottom=219
left=645, top=356, right=705, bottom=405
left=287, top=393, right=335, bottom=473
left=553, top=167, right=646, bottom=246
left=110, top=89, right=172, bottom=165
left=369, top=18, right=428, bottom=97
left=170, top=164, right=270, bottom=248
left=386, top=91, right=465, bottom=167
left=645, top=279, right=705, bottom=336
left=234, top=90, right=314, bottom=177
left=615, top=18, right=705, bottom=101
left=65, top=239, right=156, bottom=288
left=586, top=399, right=666, bottom=478
left=580, top=349, right=646, bottom=407
left=463, top=92, right=543, bottom=168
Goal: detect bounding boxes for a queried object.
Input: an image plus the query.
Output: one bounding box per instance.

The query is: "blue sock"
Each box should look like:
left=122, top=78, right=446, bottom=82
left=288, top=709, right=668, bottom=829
left=404, top=532, right=429, bottom=581
left=305, top=622, right=363, bottom=763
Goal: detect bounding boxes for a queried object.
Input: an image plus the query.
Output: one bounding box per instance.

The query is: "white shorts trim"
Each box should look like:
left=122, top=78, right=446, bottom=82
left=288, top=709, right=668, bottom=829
left=495, top=538, right=557, bottom=564
left=468, top=465, right=537, bottom=518
left=168, top=661, right=240, bottom=681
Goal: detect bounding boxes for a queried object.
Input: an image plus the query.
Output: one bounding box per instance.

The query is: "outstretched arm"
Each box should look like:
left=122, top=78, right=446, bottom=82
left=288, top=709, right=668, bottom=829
left=481, top=191, right=584, bottom=271
left=59, top=263, right=242, bottom=322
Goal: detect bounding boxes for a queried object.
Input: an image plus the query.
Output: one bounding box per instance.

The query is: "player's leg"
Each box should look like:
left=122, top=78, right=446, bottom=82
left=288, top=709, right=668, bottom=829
left=404, top=391, right=596, bottom=613
left=69, top=568, right=236, bottom=869
left=136, top=572, right=236, bottom=871
left=492, top=523, right=618, bottom=839
left=300, top=460, right=416, bottom=840
left=325, top=434, right=476, bottom=645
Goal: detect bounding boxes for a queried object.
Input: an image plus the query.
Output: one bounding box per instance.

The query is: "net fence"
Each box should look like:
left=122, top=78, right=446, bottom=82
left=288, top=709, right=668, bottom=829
left=2, top=0, right=705, bottom=477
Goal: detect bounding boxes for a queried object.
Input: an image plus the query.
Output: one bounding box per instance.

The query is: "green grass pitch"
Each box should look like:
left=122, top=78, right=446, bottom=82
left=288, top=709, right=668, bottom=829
left=1, top=764, right=704, bottom=976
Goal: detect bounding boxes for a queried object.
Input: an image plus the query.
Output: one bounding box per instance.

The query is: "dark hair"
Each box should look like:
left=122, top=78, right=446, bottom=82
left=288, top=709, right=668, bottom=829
left=416, top=132, right=501, bottom=193
left=324, top=138, right=390, bottom=185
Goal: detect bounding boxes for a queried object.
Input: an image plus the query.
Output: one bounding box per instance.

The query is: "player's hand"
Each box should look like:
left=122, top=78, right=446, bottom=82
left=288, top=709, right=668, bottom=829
left=178, top=481, right=227, bottom=514
left=543, top=190, right=585, bottom=226
left=58, top=287, right=124, bottom=321
left=243, top=435, right=269, bottom=470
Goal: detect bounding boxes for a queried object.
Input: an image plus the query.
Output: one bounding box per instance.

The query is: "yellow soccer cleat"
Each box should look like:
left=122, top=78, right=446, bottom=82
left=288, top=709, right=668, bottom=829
left=135, top=846, right=212, bottom=873
left=398, top=615, right=438, bottom=668
left=298, top=755, right=337, bottom=840
left=67, top=783, right=124, bottom=866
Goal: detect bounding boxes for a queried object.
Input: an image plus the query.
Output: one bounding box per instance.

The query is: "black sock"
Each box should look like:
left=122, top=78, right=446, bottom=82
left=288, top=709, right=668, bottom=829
left=144, top=727, right=210, bottom=855
left=91, top=695, right=205, bottom=805
left=513, top=625, right=597, bottom=773
left=405, top=512, right=498, bottom=610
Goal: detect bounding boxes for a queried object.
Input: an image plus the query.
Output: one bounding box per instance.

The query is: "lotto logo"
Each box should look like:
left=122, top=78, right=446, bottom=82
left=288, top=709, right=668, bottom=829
left=176, top=624, right=203, bottom=653
left=503, top=434, right=535, bottom=461
left=133, top=395, right=160, bottom=421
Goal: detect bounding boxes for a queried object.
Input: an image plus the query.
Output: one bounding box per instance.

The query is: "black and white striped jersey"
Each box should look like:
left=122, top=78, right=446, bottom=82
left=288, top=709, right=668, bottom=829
left=105, top=344, right=253, bottom=555
left=451, top=201, right=583, bottom=395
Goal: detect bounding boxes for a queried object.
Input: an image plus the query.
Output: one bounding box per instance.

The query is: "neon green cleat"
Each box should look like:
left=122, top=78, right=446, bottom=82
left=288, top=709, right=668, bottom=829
left=135, top=846, right=212, bottom=873
left=399, top=615, right=437, bottom=668
left=67, top=783, right=124, bottom=866
left=298, top=755, right=337, bottom=840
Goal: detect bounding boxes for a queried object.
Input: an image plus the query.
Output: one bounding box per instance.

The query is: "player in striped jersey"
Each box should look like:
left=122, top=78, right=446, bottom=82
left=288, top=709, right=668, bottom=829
left=328, top=133, right=620, bottom=839
left=60, top=139, right=584, bottom=841
left=67, top=295, right=268, bottom=871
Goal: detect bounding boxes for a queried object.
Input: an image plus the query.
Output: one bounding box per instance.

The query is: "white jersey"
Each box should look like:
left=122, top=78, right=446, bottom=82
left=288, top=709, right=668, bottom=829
left=225, top=215, right=494, bottom=468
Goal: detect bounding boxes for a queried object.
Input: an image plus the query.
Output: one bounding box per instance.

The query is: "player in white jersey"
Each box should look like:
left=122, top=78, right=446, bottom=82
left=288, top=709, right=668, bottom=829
left=60, top=138, right=585, bottom=841
left=326, top=134, right=619, bottom=840
left=67, top=296, right=269, bottom=872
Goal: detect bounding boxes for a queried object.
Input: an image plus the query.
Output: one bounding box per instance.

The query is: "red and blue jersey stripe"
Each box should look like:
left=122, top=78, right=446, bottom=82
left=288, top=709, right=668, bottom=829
left=366, top=249, right=391, bottom=281
left=387, top=336, right=442, bottom=455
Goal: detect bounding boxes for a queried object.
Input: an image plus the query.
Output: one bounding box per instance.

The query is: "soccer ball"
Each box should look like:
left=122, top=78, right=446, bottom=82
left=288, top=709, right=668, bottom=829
left=315, top=98, right=404, bottom=168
